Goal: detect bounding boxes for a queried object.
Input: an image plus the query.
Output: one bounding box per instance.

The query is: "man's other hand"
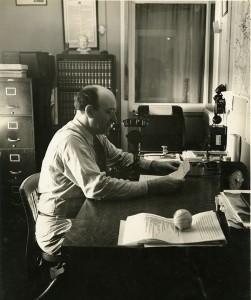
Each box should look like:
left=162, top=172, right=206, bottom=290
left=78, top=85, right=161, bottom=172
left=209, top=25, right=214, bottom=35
left=147, top=175, right=185, bottom=194
left=150, top=160, right=181, bottom=175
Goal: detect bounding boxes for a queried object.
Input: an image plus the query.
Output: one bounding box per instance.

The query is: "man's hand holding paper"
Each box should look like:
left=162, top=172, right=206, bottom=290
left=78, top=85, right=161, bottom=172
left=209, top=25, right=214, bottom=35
left=145, top=159, right=190, bottom=194
left=168, top=159, right=190, bottom=179
left=150, top=160, right=181, bottom=175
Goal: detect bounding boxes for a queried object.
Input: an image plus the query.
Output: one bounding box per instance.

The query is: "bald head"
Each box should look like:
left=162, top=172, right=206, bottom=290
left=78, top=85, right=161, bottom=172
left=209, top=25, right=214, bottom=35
left=96, top=85, right=116, bottom=104
left=74, top=85, right=117, bottom=134
left=74, top=85, right=116, bottom=111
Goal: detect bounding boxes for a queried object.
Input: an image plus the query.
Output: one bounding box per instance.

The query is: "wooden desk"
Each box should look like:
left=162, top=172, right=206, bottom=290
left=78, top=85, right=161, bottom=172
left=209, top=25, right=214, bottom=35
left=63, top=168, right=220, bottom=248
left=62, top=167, right=250, bottom=300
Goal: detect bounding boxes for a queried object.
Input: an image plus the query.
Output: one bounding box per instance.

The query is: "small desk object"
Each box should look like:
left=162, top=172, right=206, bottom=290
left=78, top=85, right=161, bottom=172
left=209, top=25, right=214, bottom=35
left=62, top=167, right=250, bottom=300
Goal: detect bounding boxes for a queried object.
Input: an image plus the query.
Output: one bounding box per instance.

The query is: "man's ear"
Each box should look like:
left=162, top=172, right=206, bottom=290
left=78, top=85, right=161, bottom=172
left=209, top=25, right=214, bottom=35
left=85, top=104, right=94, bottom=118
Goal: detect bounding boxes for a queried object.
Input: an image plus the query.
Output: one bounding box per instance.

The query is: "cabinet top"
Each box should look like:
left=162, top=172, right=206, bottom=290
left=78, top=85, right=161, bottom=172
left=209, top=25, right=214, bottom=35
left=56, top=53, right=115, bottom=60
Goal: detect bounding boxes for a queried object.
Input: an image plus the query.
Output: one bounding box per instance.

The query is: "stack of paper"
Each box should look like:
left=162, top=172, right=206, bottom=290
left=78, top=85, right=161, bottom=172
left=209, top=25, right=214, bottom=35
left=144, top=153, right=181, bottom=162
left=0, top=64, right=28, bottom=78
left=216, top=190, right=251, bottom=229
left=181, top=151, right=203, bottom=162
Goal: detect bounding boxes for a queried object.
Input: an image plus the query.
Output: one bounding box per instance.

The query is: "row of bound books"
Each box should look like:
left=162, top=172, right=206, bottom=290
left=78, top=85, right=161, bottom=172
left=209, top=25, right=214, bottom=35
left=57, top=57, right=114, bottom=90
left=58, top=60, right=112, bottom=71
left=58, top=91, right=77, bottom=125
left=58, top=75, right=112, bottom=89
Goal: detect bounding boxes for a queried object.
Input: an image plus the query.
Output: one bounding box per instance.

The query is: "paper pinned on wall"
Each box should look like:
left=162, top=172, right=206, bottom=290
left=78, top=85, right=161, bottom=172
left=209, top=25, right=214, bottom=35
left=227, top=134, right=241, bottom=161
left=222, top=91, right=233, bottom=112
left=245, top=99, right=250, bottom=144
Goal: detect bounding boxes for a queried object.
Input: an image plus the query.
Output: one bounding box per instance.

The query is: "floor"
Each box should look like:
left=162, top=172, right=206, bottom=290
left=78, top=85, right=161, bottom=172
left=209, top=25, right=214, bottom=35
left=0, top=196, right=37, bottom=300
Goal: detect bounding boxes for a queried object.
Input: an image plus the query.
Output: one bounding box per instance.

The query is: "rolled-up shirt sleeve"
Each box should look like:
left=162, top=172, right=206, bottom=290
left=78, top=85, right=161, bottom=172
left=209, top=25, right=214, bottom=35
left=100, top=135, right=152, bottom=170
left=60, top=135, right=148, bottom=200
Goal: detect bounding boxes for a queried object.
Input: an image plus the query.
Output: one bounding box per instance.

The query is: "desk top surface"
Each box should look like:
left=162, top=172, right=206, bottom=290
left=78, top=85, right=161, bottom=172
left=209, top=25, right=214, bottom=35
left=62, top=167, right=221, bottom=249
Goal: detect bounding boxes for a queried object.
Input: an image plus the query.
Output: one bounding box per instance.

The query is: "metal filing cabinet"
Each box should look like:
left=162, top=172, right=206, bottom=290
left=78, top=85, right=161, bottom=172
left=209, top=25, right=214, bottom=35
left=0, top=78, right=36, bottom=203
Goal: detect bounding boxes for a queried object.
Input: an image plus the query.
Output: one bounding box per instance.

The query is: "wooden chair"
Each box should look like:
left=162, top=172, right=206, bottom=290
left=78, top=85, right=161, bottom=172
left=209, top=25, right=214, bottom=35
left=19, top=173, right=66, bottom=299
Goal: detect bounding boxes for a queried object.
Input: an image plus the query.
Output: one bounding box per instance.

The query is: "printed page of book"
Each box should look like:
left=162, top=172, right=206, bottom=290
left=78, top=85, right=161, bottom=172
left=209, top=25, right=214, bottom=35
left=121, top=213, right=177, bottom=246
left=121, top=211, right=226, bottom=246
left=180, top=211, right=226, bottom=244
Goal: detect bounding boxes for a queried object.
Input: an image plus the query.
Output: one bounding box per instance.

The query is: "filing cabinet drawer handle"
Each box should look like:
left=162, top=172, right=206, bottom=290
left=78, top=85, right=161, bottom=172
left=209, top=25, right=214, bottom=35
left=6, top=104, right=19, bottom=109
left=10, top=171, right=22, bottom=175
left=8, top=138, right=21, bottom=142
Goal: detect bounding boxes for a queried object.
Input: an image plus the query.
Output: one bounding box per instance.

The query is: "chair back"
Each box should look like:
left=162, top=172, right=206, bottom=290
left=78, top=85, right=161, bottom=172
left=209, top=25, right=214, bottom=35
left=138, top=105, right=186, bottom=153
left=19, top=173, right=41, bottom=279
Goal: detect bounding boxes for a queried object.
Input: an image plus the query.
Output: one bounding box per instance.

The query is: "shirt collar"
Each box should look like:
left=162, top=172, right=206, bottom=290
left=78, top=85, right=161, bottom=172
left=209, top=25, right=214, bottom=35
left=72, top=116, right=94, bottom=145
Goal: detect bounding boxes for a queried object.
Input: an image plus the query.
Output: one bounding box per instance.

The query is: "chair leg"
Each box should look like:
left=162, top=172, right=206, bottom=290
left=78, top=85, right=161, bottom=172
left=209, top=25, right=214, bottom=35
left=33, top=262, right=66, bottom=299
left=35, top=278, right=59, bottom=300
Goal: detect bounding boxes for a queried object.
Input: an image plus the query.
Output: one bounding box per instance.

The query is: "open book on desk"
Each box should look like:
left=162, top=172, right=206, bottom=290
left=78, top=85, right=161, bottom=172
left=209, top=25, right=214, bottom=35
left=118, top=211, right=226, bottom=247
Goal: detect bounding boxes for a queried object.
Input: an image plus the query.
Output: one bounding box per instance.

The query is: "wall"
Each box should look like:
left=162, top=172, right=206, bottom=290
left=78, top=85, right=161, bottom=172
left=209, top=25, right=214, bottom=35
left=0, top=0, right=121, bottom=116
left=0, top=0, right=64, bottom=58
left=215, top=0, right=250, bottom=169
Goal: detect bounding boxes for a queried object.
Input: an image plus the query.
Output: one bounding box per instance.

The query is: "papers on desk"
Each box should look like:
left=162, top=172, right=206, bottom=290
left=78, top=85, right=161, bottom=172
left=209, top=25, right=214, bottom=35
left=181, top=151, right=203, bottom=162
left=140, top=159, right=190, bottom=181
left=144, top=153, right=181, bottom=162
left=118, top=211, right=226, bottom=247
left=216, top=190, right=251, bottom=229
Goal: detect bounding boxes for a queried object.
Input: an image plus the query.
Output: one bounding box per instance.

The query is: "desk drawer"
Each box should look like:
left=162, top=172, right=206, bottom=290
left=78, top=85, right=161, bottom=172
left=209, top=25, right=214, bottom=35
left=0, top=79, right=32, bottom=115
left=0, top=149, right=36, bottom=182
left=0, top=116, right=34, bottom=148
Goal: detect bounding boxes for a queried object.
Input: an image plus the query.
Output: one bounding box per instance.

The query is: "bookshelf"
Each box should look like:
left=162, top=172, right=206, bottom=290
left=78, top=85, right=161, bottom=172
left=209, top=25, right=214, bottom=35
left=56, top=54, right=116, bottom=126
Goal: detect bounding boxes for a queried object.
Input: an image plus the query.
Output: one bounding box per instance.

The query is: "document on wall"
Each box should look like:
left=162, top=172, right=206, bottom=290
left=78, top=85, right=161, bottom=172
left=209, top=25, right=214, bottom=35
left=63, top=0, right=98, bottom=48
left=118, top=211, right=226, bottom=247
left=139, top=159, right=190, bottom=181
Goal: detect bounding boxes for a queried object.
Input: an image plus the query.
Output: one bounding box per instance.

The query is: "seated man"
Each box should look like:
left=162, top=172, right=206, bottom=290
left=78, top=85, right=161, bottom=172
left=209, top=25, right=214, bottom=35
left=36, top=85, right=184, bottom=255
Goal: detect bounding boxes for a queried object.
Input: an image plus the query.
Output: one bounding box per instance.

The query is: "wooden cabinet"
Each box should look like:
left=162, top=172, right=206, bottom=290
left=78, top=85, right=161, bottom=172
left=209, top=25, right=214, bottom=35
left=56, top=54, right=120, bottom=147
left=0, top=78, right=36, bottom=203
left=56, top=54, right=116, bottom=126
